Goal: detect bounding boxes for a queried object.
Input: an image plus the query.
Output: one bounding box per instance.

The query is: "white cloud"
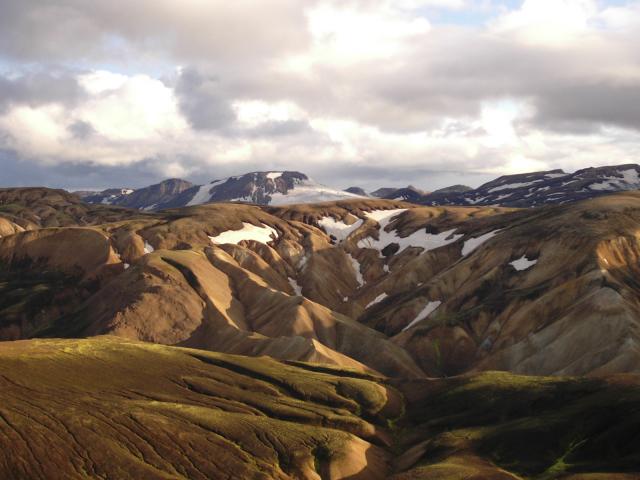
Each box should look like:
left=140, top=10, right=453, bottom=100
left=303, top=2, right=431, bottom=66
left=492, top=0, right=600, bottom=46
left=76, top=72, right=187, bottom=141
left=234, top=100, right=307, bottom=128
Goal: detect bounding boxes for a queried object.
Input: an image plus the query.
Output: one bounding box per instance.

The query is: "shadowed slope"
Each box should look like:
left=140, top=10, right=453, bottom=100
left=391, top=372, right=640, bottom=479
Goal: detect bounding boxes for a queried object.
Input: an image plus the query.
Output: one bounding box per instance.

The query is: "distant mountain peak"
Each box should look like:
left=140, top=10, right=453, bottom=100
left=419, top=164, right=640, bottom=208
left=82, top=170, right=363, bottom=210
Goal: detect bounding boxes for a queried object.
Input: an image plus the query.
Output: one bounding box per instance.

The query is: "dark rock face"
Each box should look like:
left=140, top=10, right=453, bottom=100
left=370, top=187, right=400, bottom=198
left=345, top=186, right=368, bottom=196
left=432, top=184, right=473, bottom=194
left=417, top=164, right=640, bottom=207
left=372, top=185, right=426, bottom=201
left=82, top=179, right=194, bottom=210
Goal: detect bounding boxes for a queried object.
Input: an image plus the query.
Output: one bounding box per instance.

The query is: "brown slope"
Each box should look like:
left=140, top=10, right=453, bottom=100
left=1, top=337, right=639, bottom=479
left=1, top=201, right=428, bottom=377
left=5, top=192, right=640, bottom=379
left=0, top=336, right=402, bottom=480
left=66, top=246, right=424, bottom=378
left=352, top=193, right=640, bottom=376
left=0, top=187, right=148, bottom=229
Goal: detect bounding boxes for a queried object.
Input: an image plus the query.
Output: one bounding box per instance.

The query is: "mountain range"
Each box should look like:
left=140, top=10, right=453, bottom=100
left=78, top=164, right=640, bottom=212
left=2, top=165, right=640, bottom=478
left=79, top=171, right=362, bottom=210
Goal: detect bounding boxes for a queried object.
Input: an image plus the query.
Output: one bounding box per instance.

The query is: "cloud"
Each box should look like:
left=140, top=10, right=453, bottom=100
left=174, top=68, right=235, bottom=131
left=0, top=69, right=84, bottom=112
left=491, top=0, right=599, bottom=46
left=0, top=0, right=310, bottom=64
left=0, top=0, right=640, bottom=192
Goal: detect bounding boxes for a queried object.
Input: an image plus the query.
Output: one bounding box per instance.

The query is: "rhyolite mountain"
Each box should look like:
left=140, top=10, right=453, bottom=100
left=82, top=171, right=363, bottom=210
left=4, top=188, right=640, bottom=376
left=2, top=185, right=640, bottom=478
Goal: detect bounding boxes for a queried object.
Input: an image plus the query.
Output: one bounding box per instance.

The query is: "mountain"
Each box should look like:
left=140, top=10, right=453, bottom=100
left=1, top=337, right=638, bottom=479
left=432, top=184, right=473, bottom=194
left=4, top=187, right=640, bottom=377
left=419, top=164, right=640, bottom=207
left=83, top=171, right=364, bottom=210
left=80, top=178, right=195, bottom=210
left=344, top=186, right=368, bottom=196
left=371, top=185, right=427, bottom=201
left=0, top=187, right=147, bottom=231
left=3, top=185, right=640, bottom=477
left=79, top=187, right=135, bottom=204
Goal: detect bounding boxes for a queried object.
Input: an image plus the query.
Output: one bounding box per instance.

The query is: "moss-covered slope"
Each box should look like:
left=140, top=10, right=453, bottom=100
left=0, top=336, right=405, bottom=479
left=391, top=372, right=640, bottom=479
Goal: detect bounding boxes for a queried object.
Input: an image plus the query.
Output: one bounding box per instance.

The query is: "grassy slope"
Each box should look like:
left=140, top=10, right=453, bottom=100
left=0, top=338, right=639, bottom=479
left=391, top=372, right=640, bottom=479
left=0, top=336, right=402, bottom=480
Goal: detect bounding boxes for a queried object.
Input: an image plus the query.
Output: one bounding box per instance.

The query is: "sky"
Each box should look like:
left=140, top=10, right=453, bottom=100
left=1, top=0, right=640, bottom=192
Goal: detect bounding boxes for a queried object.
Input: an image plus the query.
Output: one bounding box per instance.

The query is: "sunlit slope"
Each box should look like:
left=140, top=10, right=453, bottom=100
left=0, top=336, right=402, bottom=480
left=0, top=337, right=638, bottom=479
left=4, top=190, right=640, bottom=377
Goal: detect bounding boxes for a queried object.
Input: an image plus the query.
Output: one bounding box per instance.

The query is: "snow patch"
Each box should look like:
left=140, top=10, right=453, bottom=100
left=366, top=293, right=388, bottom=308
left=363, top=209, right=407, bottom=224
left=266, top=172, right=282, bottom=180
left=318, top=216, right=363, bottom=242
left=488, top=180, right=543, bottom=193
left=143, top=241, right=155, bottom=254
left=510, top=256, right=538, bottom=271
left=346, top=253, right=365, bottom=287
left=358, top=226, right=463, bottom=256
left=187, top=179, right=224, bottom=206
left=288, top=277, right=303, bottom=296
left=298, top=255, right=309, bottom=271
left=589, top=169, right=640, bottom=192
left=461, top=230, right=501, bottom=256
left=402, top=301, right=442, bottom=331
left=268, top=180, right=364, bottom=205
left=209, top=223, right=278, bottom=245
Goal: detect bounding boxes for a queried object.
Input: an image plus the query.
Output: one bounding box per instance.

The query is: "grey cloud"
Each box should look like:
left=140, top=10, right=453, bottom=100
left=0, top=0, right=311, bottom=65
left=533, top=82, right=640, bottom=132
left=0, top=69, right=84, bottom=112
left=0, top=149, right=192, bottom=190
left=175, top=68, right=236, bottom=131
left=240, top=26, right=640, bottom=135
left=67, top=120, right=96, bottom=140
left=246, top=120, right=312, bottom=138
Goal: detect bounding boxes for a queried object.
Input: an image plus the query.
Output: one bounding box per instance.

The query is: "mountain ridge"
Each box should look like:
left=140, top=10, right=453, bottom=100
left=78, top=163, right=640, bottom=211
